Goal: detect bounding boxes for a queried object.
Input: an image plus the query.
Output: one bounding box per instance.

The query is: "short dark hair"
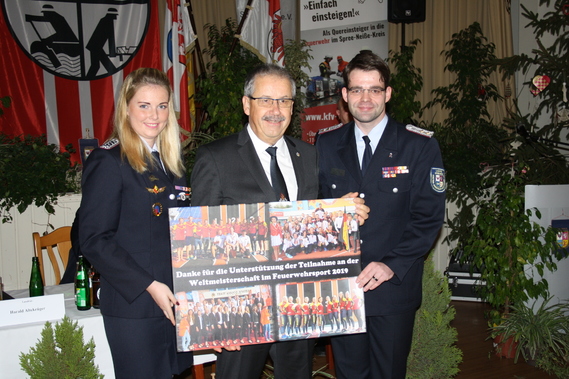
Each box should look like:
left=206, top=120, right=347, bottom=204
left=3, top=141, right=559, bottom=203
left=244, top=64, right=296, bottom=98
left=342, top=51, right=390, bottom=88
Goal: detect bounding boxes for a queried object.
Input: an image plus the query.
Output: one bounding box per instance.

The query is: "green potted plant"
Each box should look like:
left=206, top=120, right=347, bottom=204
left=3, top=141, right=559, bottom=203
left=0, top=133, right=79, bottom=223
left=406, top=256, right=462, bottom=378
left=19, top=316, right=103, bottom=379
left=282, top=38, right=313, bottom=139
left=490, top=297, right=569, bottom=365
left=462, top=170, right=562, bottom=327
left=536, top=331, right=569, bottom=378
left=387, top=39, right=424, bottom=126
left=195, top=19, right=261, bottom=139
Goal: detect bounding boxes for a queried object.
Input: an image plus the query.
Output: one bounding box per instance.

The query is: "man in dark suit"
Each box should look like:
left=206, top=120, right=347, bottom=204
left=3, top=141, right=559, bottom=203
left=192, top=64, right=369, bottom=378
left=191, top=64, right=318, bottom=379
left=316, top=51, right=446, bottom=378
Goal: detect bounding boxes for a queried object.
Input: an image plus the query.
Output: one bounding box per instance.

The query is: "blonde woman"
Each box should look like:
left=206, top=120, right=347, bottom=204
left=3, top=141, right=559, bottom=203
left=79, top=68, right=192, bottom=378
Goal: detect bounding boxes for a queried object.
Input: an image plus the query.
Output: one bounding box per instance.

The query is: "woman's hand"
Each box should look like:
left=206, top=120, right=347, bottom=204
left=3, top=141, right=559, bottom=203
left=146, top=280, right=177, bottom=325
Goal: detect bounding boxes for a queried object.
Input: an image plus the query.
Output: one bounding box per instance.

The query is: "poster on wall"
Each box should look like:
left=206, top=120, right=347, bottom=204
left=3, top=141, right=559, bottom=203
left=170, top=198, right=365, bottom=351
left=552, top=218, right=569, bottom=257
left=299, top=0, right=388, bottom=144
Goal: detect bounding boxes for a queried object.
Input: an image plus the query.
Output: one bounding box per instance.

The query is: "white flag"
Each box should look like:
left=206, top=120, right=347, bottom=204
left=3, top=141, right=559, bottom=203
left=163, top=0, right=196, bottom=131
left=236, top=0, right=285, bottom=66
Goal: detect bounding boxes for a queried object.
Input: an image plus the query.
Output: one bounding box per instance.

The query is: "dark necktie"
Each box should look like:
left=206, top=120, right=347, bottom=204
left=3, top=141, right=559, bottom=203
left=266, top=146, right=289, bottom=201
left=152, top=151, right=170, bottom=179
left=362, top=135, right=373, bottom=175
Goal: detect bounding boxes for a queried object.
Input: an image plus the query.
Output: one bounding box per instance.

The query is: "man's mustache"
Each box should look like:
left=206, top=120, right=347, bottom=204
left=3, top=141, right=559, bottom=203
left=262, top=115, right=286, bottom=123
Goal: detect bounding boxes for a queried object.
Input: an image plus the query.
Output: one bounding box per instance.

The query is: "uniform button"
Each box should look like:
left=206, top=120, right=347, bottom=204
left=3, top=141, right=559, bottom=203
left=359, top=193, right=365, bottom=198
left=393, top=188, right=398, bottom=193
left=169, top=194, right=175, bottom=200
left=331, top=184, right=337, bottom=189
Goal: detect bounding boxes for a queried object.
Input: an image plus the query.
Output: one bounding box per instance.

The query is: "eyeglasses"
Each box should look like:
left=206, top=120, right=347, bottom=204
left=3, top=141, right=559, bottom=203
left=347, top=87, right=386, bottom=96
left=248, top=96, right=294, bottom=108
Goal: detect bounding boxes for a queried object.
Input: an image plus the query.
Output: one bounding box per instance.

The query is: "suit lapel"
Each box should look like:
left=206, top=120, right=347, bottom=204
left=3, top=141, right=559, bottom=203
left=284, top=136, right=305, bottom=200
left=336, top=123, right=363, bottom=185
left=237, top=128, right=276, bottom=200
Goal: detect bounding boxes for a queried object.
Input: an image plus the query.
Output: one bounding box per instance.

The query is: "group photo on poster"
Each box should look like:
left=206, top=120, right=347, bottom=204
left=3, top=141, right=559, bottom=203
left=169, top=198, right=366, bottom=351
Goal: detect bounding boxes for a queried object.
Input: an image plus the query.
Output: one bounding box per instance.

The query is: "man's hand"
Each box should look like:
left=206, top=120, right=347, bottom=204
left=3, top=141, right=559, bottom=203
left=356, top=262, right=394, bottom=292
left=341, top=192, right=370, bottom=225
left=146, top=280, right=177, bottom=325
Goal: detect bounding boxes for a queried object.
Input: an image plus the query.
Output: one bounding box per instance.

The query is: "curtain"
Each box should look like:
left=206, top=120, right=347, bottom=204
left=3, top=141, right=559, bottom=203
left=187, top=0, right=237, bottom=75
left=388, top=0, right=514, bottom=126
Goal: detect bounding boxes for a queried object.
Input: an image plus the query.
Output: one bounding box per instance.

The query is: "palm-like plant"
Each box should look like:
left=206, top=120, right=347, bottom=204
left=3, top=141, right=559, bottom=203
left=490, top=297, right=569, bottom=364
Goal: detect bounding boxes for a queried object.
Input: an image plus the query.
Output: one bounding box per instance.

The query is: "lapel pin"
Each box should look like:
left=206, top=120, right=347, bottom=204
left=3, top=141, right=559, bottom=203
left=152, top=203, right=163, bottom=217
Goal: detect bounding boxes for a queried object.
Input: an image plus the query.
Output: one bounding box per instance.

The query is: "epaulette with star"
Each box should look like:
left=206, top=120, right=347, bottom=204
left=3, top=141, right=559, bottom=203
left=406, top=124, right=434, bottom=138
left=100, top=138, right=120, bottom=149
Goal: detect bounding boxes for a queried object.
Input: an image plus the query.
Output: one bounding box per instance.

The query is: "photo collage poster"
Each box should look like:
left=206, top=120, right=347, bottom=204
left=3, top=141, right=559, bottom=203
left=169, top=198, right=365, bottom=351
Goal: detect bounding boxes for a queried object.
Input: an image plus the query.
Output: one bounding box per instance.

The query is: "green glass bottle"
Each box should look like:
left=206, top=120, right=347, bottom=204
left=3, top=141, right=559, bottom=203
left=75, top=255, right=91, bottom=310
left=29, top=256, right=44, bottom=297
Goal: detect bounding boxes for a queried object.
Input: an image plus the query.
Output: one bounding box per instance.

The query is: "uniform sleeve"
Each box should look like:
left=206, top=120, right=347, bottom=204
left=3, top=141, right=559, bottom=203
left=383, top=137, right=446, bottom=284
left=78, top=149, right=155, bottom=303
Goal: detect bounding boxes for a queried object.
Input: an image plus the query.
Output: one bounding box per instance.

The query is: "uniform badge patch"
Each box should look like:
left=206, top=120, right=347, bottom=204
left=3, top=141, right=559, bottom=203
left=430, top=168, right=446, bottom=193
left=152, top=203, right=163, bottom=216
left=147, top=185, right=165, bottom=194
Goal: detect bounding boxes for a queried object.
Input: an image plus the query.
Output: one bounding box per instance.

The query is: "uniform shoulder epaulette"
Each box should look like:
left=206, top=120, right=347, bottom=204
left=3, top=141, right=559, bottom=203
left=406, top=124, right=434, bottom=138
left=318, top=123, right=344, bottom=135
left=100, top=138, right=120, bottom=150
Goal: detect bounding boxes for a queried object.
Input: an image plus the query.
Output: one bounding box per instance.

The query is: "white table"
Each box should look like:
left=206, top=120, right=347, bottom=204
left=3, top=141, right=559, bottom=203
left=0, top=285, right=216, bottom=379
left=0, top=284, right=115, bottom=378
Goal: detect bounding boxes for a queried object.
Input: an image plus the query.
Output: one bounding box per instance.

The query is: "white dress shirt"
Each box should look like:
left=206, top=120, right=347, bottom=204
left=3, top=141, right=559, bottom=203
left=354, top=116, right=388, bottom=169
left=247, top=124, right=298, bottom=201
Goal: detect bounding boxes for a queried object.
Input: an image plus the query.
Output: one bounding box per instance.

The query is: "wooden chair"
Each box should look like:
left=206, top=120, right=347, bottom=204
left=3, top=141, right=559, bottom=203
left=33, top=226, right=72, bottom=285
left=192, top=352, right=217, bottom=379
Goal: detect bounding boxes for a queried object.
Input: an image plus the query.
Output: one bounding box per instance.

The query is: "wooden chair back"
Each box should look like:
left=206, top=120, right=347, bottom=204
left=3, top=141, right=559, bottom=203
left=33, top=226, right=72, bottom=285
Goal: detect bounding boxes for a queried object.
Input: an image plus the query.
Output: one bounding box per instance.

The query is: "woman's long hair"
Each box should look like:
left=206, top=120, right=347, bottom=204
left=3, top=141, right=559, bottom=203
left=110, top=68, right=184, bottom=177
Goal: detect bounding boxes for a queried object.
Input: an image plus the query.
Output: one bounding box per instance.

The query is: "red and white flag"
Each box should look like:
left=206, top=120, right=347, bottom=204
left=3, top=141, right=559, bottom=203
left=163, top=0, right=196, bottom=133
left=236, top=0, right=285, bottom=66
left=0, top=1, right=161, bottom=163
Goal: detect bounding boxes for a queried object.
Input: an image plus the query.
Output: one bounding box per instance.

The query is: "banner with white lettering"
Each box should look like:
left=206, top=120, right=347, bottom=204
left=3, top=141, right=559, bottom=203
left=170, top=198, right=365, bottom=351
left=299, top=0, right=388, bottom=143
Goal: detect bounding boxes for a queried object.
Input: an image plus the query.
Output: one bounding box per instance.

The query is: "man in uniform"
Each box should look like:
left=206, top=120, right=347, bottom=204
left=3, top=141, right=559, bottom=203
left=319, top=55, right=335, bottom=78
left=316, top=51, right=446, bottom=378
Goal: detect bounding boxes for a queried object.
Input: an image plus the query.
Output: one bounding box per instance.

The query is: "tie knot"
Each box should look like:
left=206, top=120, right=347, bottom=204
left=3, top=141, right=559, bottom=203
left=362, top=135, right=371, bottom=145
left=266, top=146, right=277, bottom=157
